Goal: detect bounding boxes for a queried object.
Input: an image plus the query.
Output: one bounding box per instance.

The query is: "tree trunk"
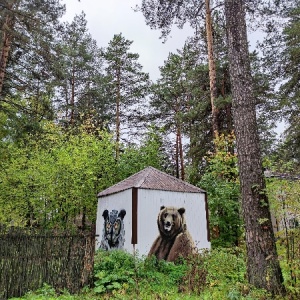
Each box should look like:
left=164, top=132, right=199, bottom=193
left=205, top=0, right=219, bottom=138
left=115, top=67, right=121, bottom=160
left=70, top=65, right=75, bottom=126
left=175, top=130, right=179, bottom=179
left=0, top=1, right=17, bottom=95
left=177, top=123, right=185, bottom=180
left=224, top=0, right=285, bottom=295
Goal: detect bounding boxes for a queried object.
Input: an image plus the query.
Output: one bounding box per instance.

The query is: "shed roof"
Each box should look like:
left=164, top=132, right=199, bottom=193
left=98, top=166, right=205, bottom=197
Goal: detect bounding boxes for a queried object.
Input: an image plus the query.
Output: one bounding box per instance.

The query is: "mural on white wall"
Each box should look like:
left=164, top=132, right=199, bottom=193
left=148, top=206, right=196, bottom=262
left=100, top=209, right=127, bottom=250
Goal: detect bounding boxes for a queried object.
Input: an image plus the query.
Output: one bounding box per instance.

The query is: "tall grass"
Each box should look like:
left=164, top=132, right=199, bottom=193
left=12, top=246, right=300, bottom=299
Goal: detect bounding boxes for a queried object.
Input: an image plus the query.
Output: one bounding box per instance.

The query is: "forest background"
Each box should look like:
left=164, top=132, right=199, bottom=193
left=1, top=0, right=300, bottom=298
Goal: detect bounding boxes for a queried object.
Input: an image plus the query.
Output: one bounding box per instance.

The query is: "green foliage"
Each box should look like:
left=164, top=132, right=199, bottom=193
left=266, top=173, right=300, bottom=298
left=199, top=133, right=243, bottom=247
left=182, top=248, right=270, bottom=300
left=54, top=13, right=106, bottom=130
left=93, top=249, right=187, bottom=298
left=102, top=32, right=150, bottom=155
left=93, top=250, right=136, bottom=295
left=91, top=248, right=273, bottom=299
left=178, top=253, right=208, bottom=295
left=276, top=230, right=300, bottom=298
left=0, top=123, right=117, bottom=227
left=0, top=120, right=169, bottom=228
left=150, top=44, right=212, bottom=179
left=116, top=126, right=167, bottom=180
left=10, top=247, right=288, bottom=299
left=92, top=248, right=273, bottom=299
left=267, top=177, right=300, bottom=229
left=9, top=283, right=94, bottom=300
left=3, top=0, right=65, bottom=100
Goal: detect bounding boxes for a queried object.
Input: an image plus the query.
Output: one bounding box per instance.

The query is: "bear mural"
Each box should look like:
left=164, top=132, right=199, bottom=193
left=100, top=209, right=126, bottom=250
left=148, top=206, right=196, bottom=262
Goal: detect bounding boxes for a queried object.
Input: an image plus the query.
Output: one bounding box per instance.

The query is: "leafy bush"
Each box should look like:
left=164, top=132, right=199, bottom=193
left=10, top=248, right=276, bottom=299
left=178, top=252, right=208, bottom=295
left=275, top=229, right=300, bottom=298
left=199, top=133, right=243, bottom=248
left=9, top=283, right=94, bottom=300
left=93, top=249, right=136, bottom=295
left=93, top=248, right=272, bottom=299
left=202, top=248, right=271, bottom=300
left=93, top=249, right=188, bottom=298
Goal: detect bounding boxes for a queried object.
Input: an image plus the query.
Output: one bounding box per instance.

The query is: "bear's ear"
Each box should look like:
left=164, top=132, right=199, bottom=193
left=178, top=207, right=185, bottom=216
left=160, top=206, right=165, bottom=211
left=102, top=209, right=109, bottom=219
left=118, top=209, right=126, bottom=219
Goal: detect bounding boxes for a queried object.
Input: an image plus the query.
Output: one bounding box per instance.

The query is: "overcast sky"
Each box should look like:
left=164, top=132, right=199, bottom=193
left=61, top=1, right=284, bottom=134
left=61, top=0, right=194, bottom=81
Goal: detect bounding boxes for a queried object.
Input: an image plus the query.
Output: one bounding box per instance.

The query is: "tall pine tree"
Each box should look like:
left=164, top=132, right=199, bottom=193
left=224, top=0, right=285, bottom=294
left=102, top=33, right=150, bottom=159
left=54, top=13, right=106, bottom=131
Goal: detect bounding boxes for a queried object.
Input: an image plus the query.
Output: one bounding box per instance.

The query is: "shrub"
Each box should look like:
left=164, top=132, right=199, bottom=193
left=93, top=250, right=136, bottom=295
left=202, top=247, right=271, bottom=300
left=93, top=250, right=188, bottom=298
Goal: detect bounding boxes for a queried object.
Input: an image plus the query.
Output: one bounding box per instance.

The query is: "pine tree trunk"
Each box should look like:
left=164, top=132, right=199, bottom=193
left=0, top=1, right=16, bottom=95
left=115, top=68, right=121, bottom=160
left=177, top=124, right=185, bottom=180
left=224, top=0, right=285, bottom=295
left=70, top=66, right=75, bottom=126
left=205, top=0, right=219, bottom=138
left=175, top=131, right=179, bottom=179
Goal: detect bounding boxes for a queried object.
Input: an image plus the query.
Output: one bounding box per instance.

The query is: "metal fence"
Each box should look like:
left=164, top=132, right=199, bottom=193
left=0, top=225, right=95, bottom=300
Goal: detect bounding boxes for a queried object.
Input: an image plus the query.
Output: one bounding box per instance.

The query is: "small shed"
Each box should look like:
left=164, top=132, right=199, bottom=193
left=96, top=166, right=210, bottom=256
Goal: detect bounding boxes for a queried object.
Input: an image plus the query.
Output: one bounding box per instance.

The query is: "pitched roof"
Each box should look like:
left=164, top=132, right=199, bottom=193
left=264, top=170, right=300, bottom=181
left=97, top=166, right=205, bottom=197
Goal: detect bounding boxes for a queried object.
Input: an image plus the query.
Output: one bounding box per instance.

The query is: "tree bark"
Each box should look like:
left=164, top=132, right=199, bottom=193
left=0, top=1, right=17, bottom=95
left=205, top=0, right=219, bottom=139
left=115, top=67, right=121, bottom=160
left=177, top=123, right=185, bottom=180
left=70, top=65, right=75, bottom=126
left=175, top=131, right=179, bottom=179
left=224, top=0, right=285, bottom=295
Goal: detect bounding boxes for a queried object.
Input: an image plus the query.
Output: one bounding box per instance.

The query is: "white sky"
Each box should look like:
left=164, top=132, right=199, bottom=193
left=61, top=0, right=194, bottom=81
left=61, top=0, right=285, bottom=135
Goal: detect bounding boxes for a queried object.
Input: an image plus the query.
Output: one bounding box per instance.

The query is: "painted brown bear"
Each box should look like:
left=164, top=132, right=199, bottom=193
left=148, top=206, right=196, bottom=262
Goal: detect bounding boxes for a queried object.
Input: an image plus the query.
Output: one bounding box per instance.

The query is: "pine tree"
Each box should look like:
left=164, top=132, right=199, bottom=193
left=256, top=0, right=300, bottom=169
left=275, top=2, right=300, bottom=168
left=224, top=0, right=285, bottom=295
left=150, top=52, right=189, bottom=179
left=0, top=0, right=65, bottom=97
left=0, top=0, right=65, bottom=141
left=138, top=0, right=223, bottom=139
left=102, top=33, right=150, bottom=160
left=54, top=13, right=106, bottom=131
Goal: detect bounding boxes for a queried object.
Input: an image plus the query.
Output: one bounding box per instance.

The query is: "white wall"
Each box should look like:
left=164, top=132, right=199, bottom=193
left=96, top=188, right=210, bottom=257
left=96, top=189, right=132, bottom=252
left=136, top=189, right=210, bottom=256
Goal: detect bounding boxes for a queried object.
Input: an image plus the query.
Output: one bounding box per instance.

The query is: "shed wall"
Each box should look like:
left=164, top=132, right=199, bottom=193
left=136, top=189, right=210, bottom=256
left=96, top=189, right=132, bottom=252
left=96, top=188, right=210, bottom=257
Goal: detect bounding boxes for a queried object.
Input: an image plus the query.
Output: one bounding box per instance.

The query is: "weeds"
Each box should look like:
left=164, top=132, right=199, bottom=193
left=10, top=247, right=292, bottom=300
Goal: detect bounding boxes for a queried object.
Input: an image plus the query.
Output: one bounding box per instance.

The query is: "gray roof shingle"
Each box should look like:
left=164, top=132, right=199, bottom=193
left=97, top=166, right=205, bottom=197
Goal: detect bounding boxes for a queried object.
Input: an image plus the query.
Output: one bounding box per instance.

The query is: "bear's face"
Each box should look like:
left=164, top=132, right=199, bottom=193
left=158, top=206, right=185, bottom=238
